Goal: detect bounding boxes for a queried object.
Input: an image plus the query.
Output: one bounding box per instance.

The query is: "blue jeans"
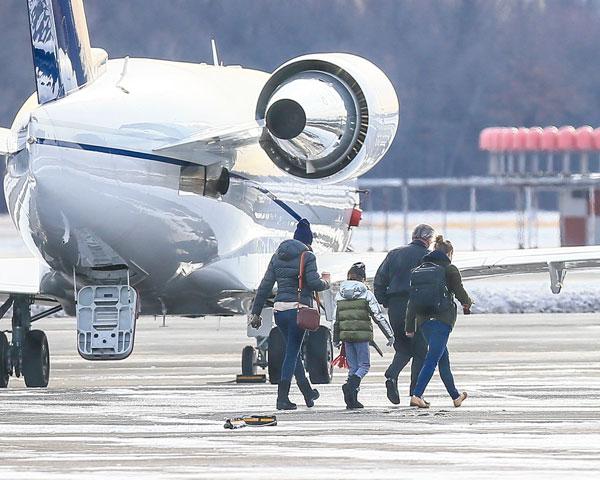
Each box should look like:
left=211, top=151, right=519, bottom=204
left=274, top=309, right=307, bottom=383
left=413, top=320, right=460, bottom=400
left=344, top=341, right=370, bottom=378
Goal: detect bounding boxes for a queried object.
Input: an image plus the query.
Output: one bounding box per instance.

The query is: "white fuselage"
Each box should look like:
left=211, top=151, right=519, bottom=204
left=3, top=58, right=357, bottom=315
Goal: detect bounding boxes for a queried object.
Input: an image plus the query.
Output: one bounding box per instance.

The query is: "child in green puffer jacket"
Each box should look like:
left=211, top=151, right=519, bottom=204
left=334, top=262, right=394, bottom=409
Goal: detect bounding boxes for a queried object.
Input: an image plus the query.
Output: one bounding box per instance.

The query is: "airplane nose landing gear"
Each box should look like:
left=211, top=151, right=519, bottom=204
left=0, top=295, right=59, bottom=388
left=22, top=329, right=50, bottom=387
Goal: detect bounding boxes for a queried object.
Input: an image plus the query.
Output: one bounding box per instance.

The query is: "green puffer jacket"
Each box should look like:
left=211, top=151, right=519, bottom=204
left=335, top=298, right=373, bottom=342
left=333, top=280, right=394, bottom=343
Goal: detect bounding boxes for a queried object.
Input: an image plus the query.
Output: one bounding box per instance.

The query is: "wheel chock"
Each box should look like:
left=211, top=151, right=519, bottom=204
left=224, top=415, right=277, bottom=429
left=235, top=374, right=266, bottom=383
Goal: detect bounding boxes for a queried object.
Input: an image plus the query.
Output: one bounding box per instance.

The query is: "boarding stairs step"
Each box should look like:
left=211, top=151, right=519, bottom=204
left=76, top=283, right=138, bottom=360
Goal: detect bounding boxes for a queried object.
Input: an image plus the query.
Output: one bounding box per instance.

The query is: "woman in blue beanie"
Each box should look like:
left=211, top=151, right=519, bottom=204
left=293, top=218, right=313, bottom=247
left=249, top=219, right=330, bottom=410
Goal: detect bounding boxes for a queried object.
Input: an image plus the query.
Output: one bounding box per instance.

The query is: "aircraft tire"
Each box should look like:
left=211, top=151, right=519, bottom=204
left=305, top=326, right=333, bottom=384
left=267, top=327, right=284, bottom=384
left=22, top=330, right=50, bottom=388
left=241, top=345, right=257, bottom=375
left=0, top=331, right=9, bottom=388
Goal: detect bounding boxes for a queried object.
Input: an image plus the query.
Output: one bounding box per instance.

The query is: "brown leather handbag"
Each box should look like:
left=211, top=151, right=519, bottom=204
left=296, top=251, right=321, bottom=331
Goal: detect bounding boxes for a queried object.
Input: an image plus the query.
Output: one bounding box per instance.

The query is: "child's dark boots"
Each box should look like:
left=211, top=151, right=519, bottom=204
left=343, top=374, right=364, bottom=409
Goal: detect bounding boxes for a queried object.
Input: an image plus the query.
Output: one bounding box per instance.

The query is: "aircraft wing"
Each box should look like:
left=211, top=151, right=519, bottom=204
left=452, top=246, right=600, bottom=293
left=317, top=246, right=600, bottom=293
left=318, top=245, right=600, bottom=294
left=218, top=246, right=600, bottom=299
left=153, top=120, right=265, bottom=163
left=0, top=257, right=52, bottom=296
left=452, top=246, right=600, bottom=277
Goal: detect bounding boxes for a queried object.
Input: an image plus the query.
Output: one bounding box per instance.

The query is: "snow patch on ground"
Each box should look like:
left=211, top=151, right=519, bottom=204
left=470, top=282, right=600, bottom=313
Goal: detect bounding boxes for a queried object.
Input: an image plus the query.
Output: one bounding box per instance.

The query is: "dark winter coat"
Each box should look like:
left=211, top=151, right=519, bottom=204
left=373, top=240, right=429, bottom=306
left=405, top=250, right=473, bottom=333
left=251, top=239, right=330, bottom=315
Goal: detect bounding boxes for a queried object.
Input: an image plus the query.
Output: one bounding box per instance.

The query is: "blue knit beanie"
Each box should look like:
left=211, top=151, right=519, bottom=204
left=293, top=218, right=313, bottom=246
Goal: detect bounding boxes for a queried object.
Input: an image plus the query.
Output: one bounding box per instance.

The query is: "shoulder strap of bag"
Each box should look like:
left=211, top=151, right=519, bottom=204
left=297, top=251, right=306, bottom=307
left=297, top=251, right=321, bottom=313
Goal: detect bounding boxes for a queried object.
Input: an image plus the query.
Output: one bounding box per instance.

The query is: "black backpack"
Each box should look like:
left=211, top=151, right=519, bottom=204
left=409, top=262, right=452, bottom=316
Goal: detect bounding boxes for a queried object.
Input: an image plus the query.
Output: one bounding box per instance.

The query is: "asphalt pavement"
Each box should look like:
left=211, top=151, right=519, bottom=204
left=0, top=313, right=599, bottom=479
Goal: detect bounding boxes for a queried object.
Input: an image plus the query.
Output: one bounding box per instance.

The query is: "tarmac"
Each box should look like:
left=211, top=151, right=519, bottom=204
left=1, top=313, right=599, bottom=479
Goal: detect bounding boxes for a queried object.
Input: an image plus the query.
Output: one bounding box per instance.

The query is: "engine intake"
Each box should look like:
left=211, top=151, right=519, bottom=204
left=265, top=99, right=306, bottom=140
left=257, top=54, right=398, bottom=182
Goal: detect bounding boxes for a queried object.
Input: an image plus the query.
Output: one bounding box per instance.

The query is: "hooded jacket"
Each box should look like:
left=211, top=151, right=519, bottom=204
left=405, top=250, right=472, bottom=333
left=251, top=239, right=329, bottom=315
left=373, top=240, right=429, bottom=306
left=333, top=280, right=394, bottom=343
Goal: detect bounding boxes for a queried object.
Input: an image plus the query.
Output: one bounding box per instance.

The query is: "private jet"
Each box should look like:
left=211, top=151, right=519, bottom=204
left=1, top=0, right=599, bottom=388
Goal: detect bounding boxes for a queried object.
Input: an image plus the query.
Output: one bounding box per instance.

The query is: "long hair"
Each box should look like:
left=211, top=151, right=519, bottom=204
left=434, top=235, right=454, bottom=256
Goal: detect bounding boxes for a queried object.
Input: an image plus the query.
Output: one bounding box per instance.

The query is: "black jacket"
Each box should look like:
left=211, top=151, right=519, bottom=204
left=405, top=250, right=473, bottom=333
left=373, top=240, right=429, bottom=306
left=251, top=239, right=330, bottom=315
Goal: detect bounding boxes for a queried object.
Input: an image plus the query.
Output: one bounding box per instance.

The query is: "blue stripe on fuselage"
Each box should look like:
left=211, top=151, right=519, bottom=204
left=36, top=138, right=192, bottom=167
left=35, top=138, right=305, bottom=221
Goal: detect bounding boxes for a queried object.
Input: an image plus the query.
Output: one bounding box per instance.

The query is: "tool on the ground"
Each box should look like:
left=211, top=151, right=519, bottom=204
left=224, top=418, right=247, bottom=429
left=224, top=415, right=278, bottom=429
left=235, top=374, right=267, bottom=383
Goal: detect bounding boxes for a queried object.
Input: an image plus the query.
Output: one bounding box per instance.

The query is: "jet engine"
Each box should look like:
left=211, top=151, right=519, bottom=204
left=256, top=53, right=399, bottom=183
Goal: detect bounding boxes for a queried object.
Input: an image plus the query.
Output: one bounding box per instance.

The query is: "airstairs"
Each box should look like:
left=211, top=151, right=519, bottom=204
left=76, top=268, right=138, bottom=360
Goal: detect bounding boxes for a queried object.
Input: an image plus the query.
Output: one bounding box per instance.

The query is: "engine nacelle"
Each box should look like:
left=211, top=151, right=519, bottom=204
left=256, top=53, right=399, bottom=183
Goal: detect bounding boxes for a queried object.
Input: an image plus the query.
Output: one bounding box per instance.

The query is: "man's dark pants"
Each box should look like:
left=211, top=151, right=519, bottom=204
left=384, top=295, right=427, bottom=396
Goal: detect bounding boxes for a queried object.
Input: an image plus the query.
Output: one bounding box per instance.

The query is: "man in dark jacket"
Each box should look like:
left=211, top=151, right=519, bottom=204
left=373, top=223, right=435, bottom=405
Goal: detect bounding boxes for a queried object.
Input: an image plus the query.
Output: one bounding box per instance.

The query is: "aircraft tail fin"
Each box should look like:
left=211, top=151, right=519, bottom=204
left=26, top=0, right=97, bottom=104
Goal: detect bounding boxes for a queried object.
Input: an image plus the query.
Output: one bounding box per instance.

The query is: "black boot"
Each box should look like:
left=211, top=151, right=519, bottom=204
left=343, top=375, right=364, bottom=409
left=276, top=380, right=297, bottom=410
left=352, top=375, right=364, bottom=409
left=297, top=378, right=319, bottom=408
left=385, top=377, right=401, bottom=405
left=342, top=379, right=353, bottom=408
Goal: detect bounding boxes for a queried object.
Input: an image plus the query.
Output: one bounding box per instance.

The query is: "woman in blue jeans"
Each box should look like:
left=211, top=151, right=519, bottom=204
left=249, top=219, right=330, bottom=410
left=405, top=235, right=472, bottom=408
